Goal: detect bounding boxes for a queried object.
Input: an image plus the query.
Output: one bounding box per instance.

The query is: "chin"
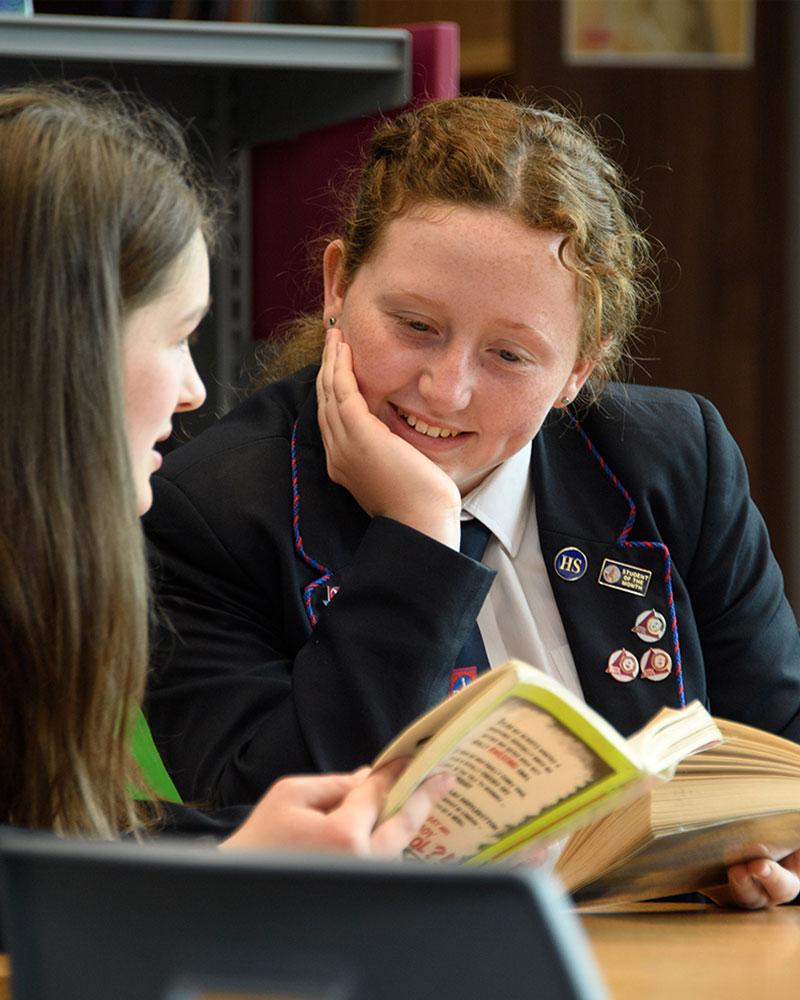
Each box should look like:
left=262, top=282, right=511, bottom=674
left=136, top=486, right=153, bottom=517
left=452, top=468, right=490, bottom=496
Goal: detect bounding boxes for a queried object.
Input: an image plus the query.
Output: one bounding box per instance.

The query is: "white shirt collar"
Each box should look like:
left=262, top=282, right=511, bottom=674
left=460, top=442, right=532, bottom=558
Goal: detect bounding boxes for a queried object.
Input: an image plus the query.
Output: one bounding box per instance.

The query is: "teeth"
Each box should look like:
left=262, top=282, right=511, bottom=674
left=398, top=409, right=457, bottom=439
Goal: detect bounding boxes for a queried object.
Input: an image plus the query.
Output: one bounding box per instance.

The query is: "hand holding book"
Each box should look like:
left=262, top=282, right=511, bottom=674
left=704, top=851, right=800, bottom=908
left=555, top=716, right=800, bottom=907
left=374, top=660, right=721, bottom=866
left=374, top=660, right=800, bottom=907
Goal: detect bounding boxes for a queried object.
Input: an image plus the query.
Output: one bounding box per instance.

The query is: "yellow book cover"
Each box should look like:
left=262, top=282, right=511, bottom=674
left=375, top=659, right=720, bottom=865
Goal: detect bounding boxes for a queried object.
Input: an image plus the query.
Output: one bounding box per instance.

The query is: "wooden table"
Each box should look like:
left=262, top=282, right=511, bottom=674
left=2, top=904, right=799, bottom=999
left=582, top=902, right=800, bottom=999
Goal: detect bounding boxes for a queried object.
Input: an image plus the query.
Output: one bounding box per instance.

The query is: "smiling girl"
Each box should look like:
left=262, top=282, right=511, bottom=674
left=145, top=96, right=800, bottom=905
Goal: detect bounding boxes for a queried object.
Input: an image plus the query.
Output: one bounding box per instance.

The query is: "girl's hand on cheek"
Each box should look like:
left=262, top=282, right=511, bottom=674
left=317, top=327, right=461, bottom=549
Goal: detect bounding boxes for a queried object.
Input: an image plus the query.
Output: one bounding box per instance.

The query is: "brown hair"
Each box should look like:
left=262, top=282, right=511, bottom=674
left=264, top=95, right=657, bottom=394
left=0, top=82, right=214, bottom=836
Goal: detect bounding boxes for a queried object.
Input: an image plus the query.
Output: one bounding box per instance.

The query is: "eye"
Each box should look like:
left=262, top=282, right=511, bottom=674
left=392, top=314, right=437, bottom=337
left=495, top=348, right=524, bottom=364
left=176, top=329, right=200, bottom=351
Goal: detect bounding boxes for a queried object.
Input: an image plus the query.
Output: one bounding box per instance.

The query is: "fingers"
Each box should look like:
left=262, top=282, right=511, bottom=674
left=318, top=328, right=359, bottom=410
left=269, top=768, right=370, bottom=812
left=220, top=767, right=373, bottom=852
left=316, top=326, right=461, bottom=543
left=311, top=758, right=441, bottom=859
left=707, top=857, right=800, bottom=909
left=740, top=858, right=800, bottom=906
left=220, top=761, right=453, bottom=860
left=317, top=328, right=373, bottom=464
left=317, top=326, right=341, bottom=400
left=261, top=759, right=408, bottom=858
left=325, top=758, right=409, bottom=836
left=369, top=770, right=454, bottom=858
left=316, top=327, right=338, bottom=437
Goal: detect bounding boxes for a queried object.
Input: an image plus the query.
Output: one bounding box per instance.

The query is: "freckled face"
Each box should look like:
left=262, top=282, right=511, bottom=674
left=324, top=206, right=594, bottom=495
left=121, top=229, right=209, bottom=515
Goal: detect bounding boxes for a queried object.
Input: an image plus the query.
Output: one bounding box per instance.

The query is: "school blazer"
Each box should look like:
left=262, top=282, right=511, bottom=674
left=144, top=370, right=800, bottom=807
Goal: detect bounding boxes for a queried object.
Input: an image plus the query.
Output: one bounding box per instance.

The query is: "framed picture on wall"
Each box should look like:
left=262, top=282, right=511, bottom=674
left=563, top=0, right=755, bottom=67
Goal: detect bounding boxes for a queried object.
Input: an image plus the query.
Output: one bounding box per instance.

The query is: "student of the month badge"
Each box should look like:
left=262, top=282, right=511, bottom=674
left=598, top=558, right=651, bottom=597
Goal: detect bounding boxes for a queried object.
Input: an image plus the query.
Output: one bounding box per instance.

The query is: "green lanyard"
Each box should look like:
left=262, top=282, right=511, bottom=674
left=130, top=708, right=183, bottom=804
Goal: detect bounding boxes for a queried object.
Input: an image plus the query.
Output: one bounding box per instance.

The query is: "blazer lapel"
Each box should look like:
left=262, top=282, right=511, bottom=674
left=291, top=380, right=371, bottom=623
left=533, top=413, right=686, bottom=737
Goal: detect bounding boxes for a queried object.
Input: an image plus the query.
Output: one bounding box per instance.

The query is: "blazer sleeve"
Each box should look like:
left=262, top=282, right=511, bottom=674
left=145, top=472, right=494, bottom=808
left=681, top=394, right=800, bottom=740
left=155, top=802, right=250, bottom=840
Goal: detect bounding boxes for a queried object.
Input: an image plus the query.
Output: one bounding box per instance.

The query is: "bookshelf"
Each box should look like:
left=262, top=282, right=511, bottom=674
left=0, top=13, right=411, bottom=414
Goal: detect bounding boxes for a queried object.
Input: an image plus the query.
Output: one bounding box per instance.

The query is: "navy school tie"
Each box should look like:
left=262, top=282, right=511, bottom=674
left=451, top=517, right=492, bottom=692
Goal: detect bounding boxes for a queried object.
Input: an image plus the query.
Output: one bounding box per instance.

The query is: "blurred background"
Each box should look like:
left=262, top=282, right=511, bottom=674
left=9, top=0, right=800, bottom=610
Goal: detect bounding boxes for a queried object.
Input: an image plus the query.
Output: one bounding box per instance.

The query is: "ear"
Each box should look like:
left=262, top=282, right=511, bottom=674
left=323, top=240, right=347, bottom=320
left=555, top=355, right=595, bottom=408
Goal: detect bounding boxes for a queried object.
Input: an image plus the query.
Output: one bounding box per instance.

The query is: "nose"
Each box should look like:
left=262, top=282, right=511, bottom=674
left=417, top=343, right=474, bottom=414
left=177, top=351, right=207, bottom=413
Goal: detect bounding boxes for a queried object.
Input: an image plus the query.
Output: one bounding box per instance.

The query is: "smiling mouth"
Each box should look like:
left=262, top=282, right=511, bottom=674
left=396, top=407, right=461, bottom=439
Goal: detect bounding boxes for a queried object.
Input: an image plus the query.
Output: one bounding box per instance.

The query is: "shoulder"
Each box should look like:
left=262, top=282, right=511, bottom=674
left=537, top=383, right=741, bottom=499
left=566, top=384, right=732, bottom=463
left=585, top=383, right=720, bottom=432
left=158, top=366, right=319, bottom=482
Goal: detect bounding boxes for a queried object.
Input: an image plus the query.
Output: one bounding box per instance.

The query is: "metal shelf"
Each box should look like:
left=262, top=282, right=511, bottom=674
left=0, top=15, right=411, bottom=143
left=0, top=14, right=411, bottom=415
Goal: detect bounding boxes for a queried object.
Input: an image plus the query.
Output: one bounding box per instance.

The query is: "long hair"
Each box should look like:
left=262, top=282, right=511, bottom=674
left=0, top=82, right=214, bottom=836
left=263, top=95, right=657, bottom=395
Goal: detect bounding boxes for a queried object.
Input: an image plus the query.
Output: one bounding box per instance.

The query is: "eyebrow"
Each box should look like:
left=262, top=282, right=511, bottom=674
left=389, top=290, right=545, bottom=338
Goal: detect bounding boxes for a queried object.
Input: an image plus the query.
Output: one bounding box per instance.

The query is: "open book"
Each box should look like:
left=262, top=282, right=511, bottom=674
left=374, top=659, right=721, bottom=865
left=555, top=717, right=800, bottom=904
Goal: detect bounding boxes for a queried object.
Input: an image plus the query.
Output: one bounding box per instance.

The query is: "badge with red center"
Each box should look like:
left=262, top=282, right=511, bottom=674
left=606, top=648, right=639, bottom=683
left=640, top=648, right=673, bottom=681
left=631, top=608, right=666, bottom=643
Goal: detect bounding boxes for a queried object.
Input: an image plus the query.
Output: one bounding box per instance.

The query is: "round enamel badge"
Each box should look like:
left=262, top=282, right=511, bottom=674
left=631, top=608, right=666, bottom=643
left=606, top=648, right=639, bottom=683
left=640, top=648, right=673, bottom=681
left=554, top=547, right=588, bottom=581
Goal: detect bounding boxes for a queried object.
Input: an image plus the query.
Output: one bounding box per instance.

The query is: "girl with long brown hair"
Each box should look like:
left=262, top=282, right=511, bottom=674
left=0, top=81, right=445, bottom=851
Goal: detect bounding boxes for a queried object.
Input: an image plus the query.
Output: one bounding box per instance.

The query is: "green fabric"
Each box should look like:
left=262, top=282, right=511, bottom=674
left=130, top=708, right=182, bottom=803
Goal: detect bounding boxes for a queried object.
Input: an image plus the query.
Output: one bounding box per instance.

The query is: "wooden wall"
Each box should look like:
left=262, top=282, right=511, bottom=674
left=363, top=0, right=796, bottom=607
left=510, top=0, right=794, bottom=604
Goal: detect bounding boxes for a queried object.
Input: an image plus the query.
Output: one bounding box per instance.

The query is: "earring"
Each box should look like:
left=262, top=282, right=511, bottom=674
left=329, top=317, right=336, bottom=326
left=561, top=396, right=570, bottom=406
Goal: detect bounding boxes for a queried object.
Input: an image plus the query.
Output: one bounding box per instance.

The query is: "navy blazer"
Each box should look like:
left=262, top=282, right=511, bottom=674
left=144, top=370, right=800, bottom=807
left=534, top=385, right=800, bottom=742
left=145, top=368, right=494, bottom=804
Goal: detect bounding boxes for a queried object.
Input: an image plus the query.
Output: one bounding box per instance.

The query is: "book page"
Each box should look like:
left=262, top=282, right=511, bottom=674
left=626, top=701, right=721, bottom=773
left=570, top=812, right=800, bottom=905
left=404, top=696, right=614, bottom=863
